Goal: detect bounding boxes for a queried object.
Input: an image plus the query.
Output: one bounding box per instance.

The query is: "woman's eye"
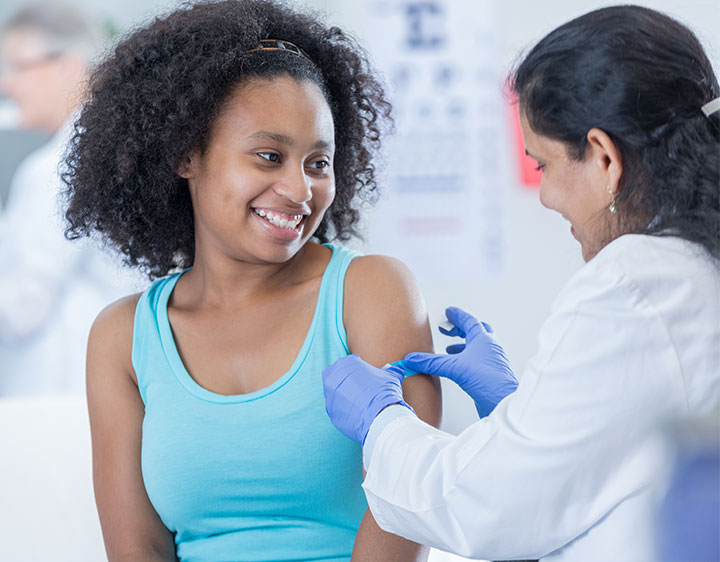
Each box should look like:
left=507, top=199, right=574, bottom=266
left=308, top=159, right=331, bottom=170
left=258, top=152, right=280, bottom=163
left=534, top=163, right=546, bottom=173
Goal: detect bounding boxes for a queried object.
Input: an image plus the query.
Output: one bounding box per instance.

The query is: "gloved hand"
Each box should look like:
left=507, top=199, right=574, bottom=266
left=323, top=354, right=415, bottom=444
left=403, top=306, right=518, bottom=417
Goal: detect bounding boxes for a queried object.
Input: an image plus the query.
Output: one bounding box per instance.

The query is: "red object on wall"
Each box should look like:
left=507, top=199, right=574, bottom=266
left=509, top=103, right=542, bottom=189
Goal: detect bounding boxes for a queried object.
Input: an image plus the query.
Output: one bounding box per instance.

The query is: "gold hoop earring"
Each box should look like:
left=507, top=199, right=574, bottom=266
left=608, top=185, right=617, bottom=214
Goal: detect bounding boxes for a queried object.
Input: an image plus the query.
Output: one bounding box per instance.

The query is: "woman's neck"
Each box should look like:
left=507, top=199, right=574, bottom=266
left=176, top=243, right=324, bottom=308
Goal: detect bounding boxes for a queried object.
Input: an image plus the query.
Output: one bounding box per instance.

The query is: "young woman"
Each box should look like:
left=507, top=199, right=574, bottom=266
left=63, top=1, right=440, bottom=560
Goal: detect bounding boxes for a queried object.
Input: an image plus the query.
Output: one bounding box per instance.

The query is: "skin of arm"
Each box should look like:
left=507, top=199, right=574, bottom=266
left=86, top=295, right=178, bottom=562
left=344, top=255, right=442, bottom=562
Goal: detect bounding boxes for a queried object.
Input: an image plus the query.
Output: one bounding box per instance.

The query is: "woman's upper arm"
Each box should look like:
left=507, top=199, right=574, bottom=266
left=344, top=254, right=441, bottom=428
left=87, top=295, right=177, bottom=562
left=344, top=255, right=440, bottom=561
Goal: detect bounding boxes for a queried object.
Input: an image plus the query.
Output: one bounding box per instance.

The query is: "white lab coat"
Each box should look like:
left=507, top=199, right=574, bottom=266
left=362, top=234, right=720, bottom=561
left=0, top=120, right=143, bottom=396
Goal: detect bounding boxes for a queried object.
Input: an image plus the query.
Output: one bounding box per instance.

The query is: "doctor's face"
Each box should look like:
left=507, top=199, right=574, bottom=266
left=520, top=111, right=613, bottom=262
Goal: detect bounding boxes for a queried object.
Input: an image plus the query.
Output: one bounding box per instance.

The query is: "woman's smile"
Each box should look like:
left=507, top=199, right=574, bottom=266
left=251, top=207, right=306, bottom=241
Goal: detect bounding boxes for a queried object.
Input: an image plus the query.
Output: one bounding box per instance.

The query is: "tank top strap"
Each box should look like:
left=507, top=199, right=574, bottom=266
left=318, top=243, right=363, bottom=354
left=132, top=272, right=183, bottom=403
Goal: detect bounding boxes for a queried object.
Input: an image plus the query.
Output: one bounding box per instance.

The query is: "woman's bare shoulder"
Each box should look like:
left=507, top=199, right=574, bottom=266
left=87, top=293, right=143, bottom=383
left=92, top=293, right=142, bottom=339
left=344, top=254, right=432, bottom=359
left=345, top=254, right=429, bottom=330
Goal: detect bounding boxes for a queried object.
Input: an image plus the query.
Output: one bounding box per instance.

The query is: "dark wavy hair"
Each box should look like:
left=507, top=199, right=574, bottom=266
left=511, top=5, right=720, bottom=259
left=63, top=0, right=391, bottom=278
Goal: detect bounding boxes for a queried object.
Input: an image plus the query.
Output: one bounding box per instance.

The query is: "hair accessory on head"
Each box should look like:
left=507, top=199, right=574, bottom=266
left=248, top=39, right=315, bottom=65
left=700, top=97, right=720, bottom=118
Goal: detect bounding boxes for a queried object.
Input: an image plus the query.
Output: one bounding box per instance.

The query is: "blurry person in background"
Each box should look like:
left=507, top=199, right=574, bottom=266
left=0, top=3, right=141, bottom=396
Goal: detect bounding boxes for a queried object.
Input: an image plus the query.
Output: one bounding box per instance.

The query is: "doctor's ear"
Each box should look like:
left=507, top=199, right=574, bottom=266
left=585, top=128, right=623, bottom=194
left=177, top=154, right=196, bottom=179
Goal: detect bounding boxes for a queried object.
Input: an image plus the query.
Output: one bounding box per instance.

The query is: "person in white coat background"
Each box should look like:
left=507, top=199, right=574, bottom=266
left=0, top=3, right=141, bottom=395
left=323, top=5, right=720, bottom=561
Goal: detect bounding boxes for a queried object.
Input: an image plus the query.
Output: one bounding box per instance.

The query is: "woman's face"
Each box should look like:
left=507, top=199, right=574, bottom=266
left=181, top=75, right=336, bottom=265
left=519, top=110, right=617, bottom=262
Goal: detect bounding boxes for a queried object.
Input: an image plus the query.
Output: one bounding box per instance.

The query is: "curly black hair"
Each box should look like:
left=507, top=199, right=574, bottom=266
left=511, top=5, right=720, bottom=259
left=63, top=0, right=391, bottom=278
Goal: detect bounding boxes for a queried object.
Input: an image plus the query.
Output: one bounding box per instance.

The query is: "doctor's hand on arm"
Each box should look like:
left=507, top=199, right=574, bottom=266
left=323, top=306, right=518, bottom=437
left=404, top=306, right=518, bottom=417
left=323, top=356, right=410, bottom=444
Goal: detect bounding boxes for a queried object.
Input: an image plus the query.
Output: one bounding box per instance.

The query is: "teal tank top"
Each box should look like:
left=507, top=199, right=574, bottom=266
left=132, top=244, right=367, bottom=562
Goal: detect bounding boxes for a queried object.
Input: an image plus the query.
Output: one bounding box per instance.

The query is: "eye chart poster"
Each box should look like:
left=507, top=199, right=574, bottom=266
left=363, top=0, right=505, bottom=282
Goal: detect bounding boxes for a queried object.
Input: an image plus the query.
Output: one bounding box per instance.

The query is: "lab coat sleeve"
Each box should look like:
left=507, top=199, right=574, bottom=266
left=363, top=404, right=416, bottom=471
left=0, top=146, right=83, bottom=342
left=361, top=261, right=687, bottom=559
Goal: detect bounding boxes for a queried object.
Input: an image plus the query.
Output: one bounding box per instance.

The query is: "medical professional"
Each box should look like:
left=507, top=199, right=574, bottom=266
left=323, top=5, right=720, bottom=561
left=0, top=4, right=140, bottom=395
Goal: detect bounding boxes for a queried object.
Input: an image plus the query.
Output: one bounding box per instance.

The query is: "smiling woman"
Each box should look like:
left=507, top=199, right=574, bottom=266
left=177, top=77, right=337, bottom=266
left=60, top=1, right=440, bottom=561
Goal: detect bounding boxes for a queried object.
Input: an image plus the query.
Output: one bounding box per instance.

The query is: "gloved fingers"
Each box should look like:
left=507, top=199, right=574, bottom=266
left=402, top=352, right=456, bottom=378
left=382, top=363, right=407, bottom=381
left=446, top=343, right=465, bottom=354
left=330, top=352, right=361, bottom=366
left=322, top=354, right=367, bottom=396
left=474, top=397, right=496, bottom=418
left=322, top=354, right=359, bottom=382
left=445, top=306, right=483, bottom=341
left=438, top=324, right=463, bottom=337
left=481, top=321, right=494, bottom=333
left=322, top=358, right=351, bottom=415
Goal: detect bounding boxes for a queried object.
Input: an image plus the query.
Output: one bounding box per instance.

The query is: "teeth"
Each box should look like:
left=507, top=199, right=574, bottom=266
left=254, top=209, right=303, bottom=230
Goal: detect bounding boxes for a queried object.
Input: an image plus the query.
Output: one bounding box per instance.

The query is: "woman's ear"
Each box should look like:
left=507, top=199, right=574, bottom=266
left=177, top=153, right=196, bottom=179
left=585, top=128, right=623, bottom=194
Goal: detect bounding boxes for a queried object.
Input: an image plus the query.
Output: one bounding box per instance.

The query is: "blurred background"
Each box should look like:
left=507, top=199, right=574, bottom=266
left=0, top=0, right=717, bottom=560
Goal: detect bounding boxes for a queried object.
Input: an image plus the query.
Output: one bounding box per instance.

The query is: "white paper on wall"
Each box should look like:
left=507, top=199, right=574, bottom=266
left=364, top=0, right=505, bottom=283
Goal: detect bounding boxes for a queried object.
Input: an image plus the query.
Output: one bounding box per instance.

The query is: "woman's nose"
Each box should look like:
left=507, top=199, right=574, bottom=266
left=273, top=167, right=312, bottom=204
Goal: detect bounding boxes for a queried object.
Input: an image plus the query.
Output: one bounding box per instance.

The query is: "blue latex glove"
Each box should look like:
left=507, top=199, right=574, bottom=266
left=322, top=354, right=415, bottom=444
left=403, top=306, right=518, bottom=417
